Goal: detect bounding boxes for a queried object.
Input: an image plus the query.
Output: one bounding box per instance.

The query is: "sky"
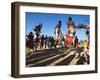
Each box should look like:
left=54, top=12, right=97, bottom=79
left=26, top=12, right=89, bottom=41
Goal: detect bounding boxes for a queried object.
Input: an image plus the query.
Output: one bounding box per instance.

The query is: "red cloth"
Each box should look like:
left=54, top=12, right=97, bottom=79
left=76, top=43, right=78, bottom=48
left=66, top=33, right=73, bottom=43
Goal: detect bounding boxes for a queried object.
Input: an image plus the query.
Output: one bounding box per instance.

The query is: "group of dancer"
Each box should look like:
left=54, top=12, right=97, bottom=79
left=26, top=16, right=89, bottom=53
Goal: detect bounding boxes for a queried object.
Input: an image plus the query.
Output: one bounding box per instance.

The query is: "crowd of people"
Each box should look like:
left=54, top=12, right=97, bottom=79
left=26, top=31, right=65, bottom=51
left=26, top=31, right=83, bottom=52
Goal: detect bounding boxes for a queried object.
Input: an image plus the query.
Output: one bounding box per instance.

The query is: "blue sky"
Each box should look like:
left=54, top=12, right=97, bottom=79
left=26, top=12, right=89, bottom=41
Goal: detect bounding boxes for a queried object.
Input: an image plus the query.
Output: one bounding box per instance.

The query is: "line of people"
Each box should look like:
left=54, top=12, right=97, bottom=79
left=26, top=32, right=80, bottom=50
left=26, top=32, right=57, bottom=51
